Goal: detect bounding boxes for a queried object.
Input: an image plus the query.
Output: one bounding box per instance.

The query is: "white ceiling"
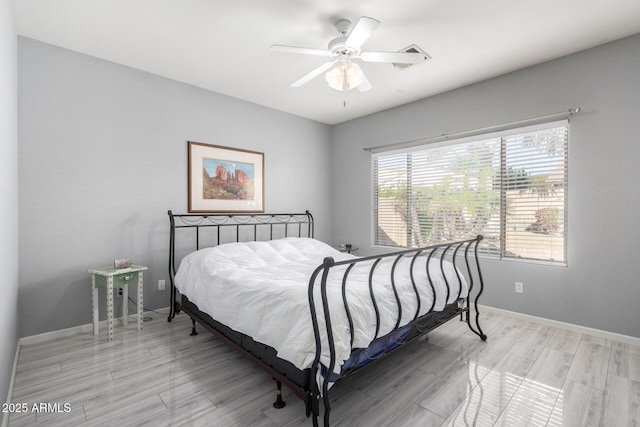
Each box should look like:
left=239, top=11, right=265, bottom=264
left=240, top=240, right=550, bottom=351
left=12, top=0, right=640, bottom=125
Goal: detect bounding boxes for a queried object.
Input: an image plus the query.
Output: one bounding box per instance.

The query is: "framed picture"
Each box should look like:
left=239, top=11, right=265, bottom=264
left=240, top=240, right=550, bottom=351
left=188, top=141, right=264, bottom=213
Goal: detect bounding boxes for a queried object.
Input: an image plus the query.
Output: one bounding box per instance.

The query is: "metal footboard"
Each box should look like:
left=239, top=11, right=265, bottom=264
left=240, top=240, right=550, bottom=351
left=307, top=236, right=486, bottom=427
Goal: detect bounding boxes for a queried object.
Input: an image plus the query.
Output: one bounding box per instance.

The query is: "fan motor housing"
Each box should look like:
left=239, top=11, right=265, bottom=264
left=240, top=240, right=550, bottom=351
left=328, top=37, right=360, bottom=57
left=327, top=19, right=360, bottom=57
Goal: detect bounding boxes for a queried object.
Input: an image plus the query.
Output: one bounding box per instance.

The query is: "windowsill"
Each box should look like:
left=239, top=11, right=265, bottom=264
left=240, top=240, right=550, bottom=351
left=370, top=244, right=568, bottom=267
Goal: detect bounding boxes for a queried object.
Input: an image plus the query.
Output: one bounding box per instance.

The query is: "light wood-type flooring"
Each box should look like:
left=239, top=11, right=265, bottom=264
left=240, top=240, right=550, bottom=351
left=7, top=310, right=640, bottom=426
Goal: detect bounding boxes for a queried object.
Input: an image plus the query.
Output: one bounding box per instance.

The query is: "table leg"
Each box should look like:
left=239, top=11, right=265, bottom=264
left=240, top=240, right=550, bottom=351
left=92, top=275, right=99, bottom=336
left=107, top=276, right=114, bottom=341
left=137, top=272, right=143, bottom=331
left=122, top=284, right=128, bottom=326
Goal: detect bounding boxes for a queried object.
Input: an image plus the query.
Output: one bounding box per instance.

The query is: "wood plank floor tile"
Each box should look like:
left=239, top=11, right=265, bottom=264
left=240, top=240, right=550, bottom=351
left=525, top=347, right=573, bottom=390
left=7, top=311, right=640, bottom=426
left=6, top=411, right=36, bottom=427
left=204, top=381, right=281, bottom=426
left=83, top=394, right=168, bottom=427
left=138, top=393, right=219, bottom=427
left=566, top=339, right=611, bottom=390
left=386, top=404, right=445, bottom=427
left=82, top=355, right=214, bottom=420
left=508, top=326, right=554, bottom=360
left=334, top=372, right=438, bottom=427
left=493, top=378, right=559, bottom=427
left=12, top=367, right=113, bottom=405
left=601, top=375, right=640, bottom=427
left=546, top=380, right=604, bottom=427
left=416, top=360, right=491, bottom=419
left=609, top=341, right=640, bottom=383
left=545, top=328, right=582, bottom=354
left=442, top=352, right=534, bottom=427
left=12, top=362, right=61, bottom=390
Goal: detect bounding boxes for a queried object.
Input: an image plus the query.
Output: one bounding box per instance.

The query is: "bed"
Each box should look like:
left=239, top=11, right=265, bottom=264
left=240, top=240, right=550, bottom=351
left=167, top=210, right=487, bottom=426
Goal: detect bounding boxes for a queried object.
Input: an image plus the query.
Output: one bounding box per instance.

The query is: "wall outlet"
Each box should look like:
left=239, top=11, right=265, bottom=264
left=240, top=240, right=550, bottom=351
left=117, top=288, right=123, bottom=297
left=515, top=281, right=524, bottom=294
left=158, top=279, right=166, bottom=291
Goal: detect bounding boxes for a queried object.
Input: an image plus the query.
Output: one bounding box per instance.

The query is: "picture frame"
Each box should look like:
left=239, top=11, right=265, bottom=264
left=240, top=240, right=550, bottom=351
left=188, top=141, right=264, bottom=213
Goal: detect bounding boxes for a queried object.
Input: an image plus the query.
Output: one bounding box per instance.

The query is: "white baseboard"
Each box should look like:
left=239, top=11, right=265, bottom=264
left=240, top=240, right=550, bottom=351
left=1, top=340, right=20, bottom=427
left=479, top=304, right=640, bottom=347
left=19, top=307, right=170, bottom=346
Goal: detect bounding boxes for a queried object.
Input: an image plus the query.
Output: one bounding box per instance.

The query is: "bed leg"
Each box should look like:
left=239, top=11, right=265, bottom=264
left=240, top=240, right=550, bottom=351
left=323, top=394, right=331, bottom=427
left=168, top=301, right=181, bottom=322
left=190, top=318, right=198, bottom=336
left=465, top=304, right=487, bottom=341
left=168, top=288, right=177, bottom=322
left=308, top=392, right=320, bottom=426
left=273, top=380, right=286, bottom=409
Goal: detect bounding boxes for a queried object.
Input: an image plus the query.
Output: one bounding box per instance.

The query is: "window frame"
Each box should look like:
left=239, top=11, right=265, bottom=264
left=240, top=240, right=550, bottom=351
left=371, top=120, right=569, bottom=266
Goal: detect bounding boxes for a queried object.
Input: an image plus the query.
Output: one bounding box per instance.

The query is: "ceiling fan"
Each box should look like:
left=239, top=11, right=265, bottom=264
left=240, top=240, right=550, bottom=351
left=270, top=16, right=428, bottom=92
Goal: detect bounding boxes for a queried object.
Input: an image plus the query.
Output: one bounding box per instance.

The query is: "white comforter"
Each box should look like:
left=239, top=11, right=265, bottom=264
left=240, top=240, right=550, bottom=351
left=174, top=237, right=467, bottom=372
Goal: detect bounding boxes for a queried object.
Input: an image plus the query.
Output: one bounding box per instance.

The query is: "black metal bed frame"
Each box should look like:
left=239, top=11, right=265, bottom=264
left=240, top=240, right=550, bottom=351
left=167, top=210, right=487, bottom=426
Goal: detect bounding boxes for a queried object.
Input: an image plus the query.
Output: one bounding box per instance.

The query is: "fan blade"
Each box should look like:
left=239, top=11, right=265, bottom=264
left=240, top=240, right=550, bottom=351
left=346, top=16, right=380, bottom=49
left=360, top=51, right=427, bottom=64
left=358, top=75, right=372, bottom=92
left=291, top=61, right=337, bottom=87
left=270, top=44, right=331, bottom=57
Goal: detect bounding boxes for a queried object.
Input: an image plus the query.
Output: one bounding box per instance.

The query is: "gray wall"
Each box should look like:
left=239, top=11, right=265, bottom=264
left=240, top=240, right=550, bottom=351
left=18, top=37, right=332, bottom=338
left=330, top=33, right=640, bottom=339
left=0, top=0, right=19, bottom=404
left=17, top=32, right=640, bottom=341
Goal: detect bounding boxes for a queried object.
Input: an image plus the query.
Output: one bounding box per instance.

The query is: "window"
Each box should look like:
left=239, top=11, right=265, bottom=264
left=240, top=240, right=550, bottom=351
left=373, top=121, right=568, bottom=264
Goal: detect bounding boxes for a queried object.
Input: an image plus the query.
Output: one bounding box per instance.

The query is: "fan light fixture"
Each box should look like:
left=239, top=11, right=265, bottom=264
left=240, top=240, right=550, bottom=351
left=325, top=61, right=364, bottom=92
left=271, top=16, right=429, bottom=93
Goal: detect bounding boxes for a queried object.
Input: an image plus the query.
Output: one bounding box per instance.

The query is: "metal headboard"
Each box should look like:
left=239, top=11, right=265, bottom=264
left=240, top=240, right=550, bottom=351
left=167, top=210, right=314, bottom=320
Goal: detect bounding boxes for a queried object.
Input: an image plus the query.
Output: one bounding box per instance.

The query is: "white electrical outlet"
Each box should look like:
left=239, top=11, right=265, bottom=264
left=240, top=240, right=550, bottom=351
left=158, top=279, right=166, bottom=291
left=515, top=281, right=524, bottom=294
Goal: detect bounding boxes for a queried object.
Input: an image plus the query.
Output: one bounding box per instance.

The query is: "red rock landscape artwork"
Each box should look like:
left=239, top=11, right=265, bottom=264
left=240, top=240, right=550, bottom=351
left=202, top=158, right=255, bottom=201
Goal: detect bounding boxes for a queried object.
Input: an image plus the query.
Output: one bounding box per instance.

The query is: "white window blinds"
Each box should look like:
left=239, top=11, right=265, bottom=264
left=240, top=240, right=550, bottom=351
left=373, top=121, right=568, bottom=263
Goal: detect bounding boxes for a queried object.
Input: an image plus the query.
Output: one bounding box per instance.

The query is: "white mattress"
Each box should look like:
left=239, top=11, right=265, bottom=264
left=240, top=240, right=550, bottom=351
left=174, top=237, right=467, bottom=373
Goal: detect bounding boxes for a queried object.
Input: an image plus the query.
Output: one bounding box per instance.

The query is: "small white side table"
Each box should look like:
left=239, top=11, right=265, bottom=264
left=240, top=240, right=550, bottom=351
left=88, top=265, right=147, bottom=341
